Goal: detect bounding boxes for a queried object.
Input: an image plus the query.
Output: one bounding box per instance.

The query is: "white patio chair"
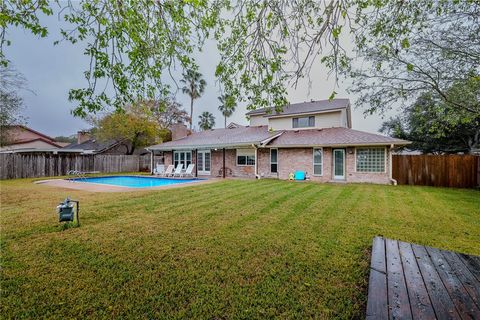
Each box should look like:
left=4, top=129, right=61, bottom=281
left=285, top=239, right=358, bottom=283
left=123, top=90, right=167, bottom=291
left=172, top=164, right=183, bottom=177
left=153, top=163, right=165, bottom=175
left=180, top=164, right=195, bottom=177
left=162, top=165, right=175, bottom=177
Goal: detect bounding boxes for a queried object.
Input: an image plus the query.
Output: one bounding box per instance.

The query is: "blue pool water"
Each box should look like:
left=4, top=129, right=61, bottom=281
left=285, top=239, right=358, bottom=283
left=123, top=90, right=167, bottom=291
left=70, top=176, right=201, bottom=188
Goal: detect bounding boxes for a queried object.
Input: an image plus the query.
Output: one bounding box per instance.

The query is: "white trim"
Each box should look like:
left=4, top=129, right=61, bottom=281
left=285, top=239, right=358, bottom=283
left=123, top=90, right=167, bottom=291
left=260, top=132, right=284, bottom=146
left=270, top=148, right=278, bottom=173
left=197, top=150, right=211, bottom=175
left=249, top=107, right=347, bottom=118
left=173, top=150, right=192, bottom=169
left=312, top=148, right=323, bottom=176
left=354, top=147, right=387, bottom=173
left=333, top=148, right=346, bottom=180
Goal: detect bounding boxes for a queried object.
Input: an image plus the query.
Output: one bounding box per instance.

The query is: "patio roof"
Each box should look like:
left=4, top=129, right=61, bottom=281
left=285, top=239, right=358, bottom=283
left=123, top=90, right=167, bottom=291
left=148, top=126, right=409, bottom=151
left=148, top=126, right=281, bottom=150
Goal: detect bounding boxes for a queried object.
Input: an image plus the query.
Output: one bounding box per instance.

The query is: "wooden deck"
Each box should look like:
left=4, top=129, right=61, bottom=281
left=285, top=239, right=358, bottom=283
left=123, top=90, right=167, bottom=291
left=366, top=237, right=480, bottom=319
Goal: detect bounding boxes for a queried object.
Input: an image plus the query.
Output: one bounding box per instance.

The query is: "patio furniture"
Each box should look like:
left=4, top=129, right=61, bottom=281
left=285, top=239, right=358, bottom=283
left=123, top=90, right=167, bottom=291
left=162, top=165, right=175, bottom=177
left=180, top=164, right=195, bottom=177
left=294, top=171, right=306, bottom=180
left=172, top=164, right=184, bottom=177
left=153, top=163, right=165, bottom=175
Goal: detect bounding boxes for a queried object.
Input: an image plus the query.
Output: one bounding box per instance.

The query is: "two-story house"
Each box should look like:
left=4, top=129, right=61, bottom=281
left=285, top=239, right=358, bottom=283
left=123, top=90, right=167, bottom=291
left=147, top=99, right=409, bottom=184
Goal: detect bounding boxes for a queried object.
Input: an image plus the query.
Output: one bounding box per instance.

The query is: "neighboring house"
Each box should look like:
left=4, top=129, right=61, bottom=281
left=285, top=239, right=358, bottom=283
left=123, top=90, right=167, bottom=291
left=148, top=99, right=410, bottom=184
left=0, top=125, right=64, bottom=151
left=62, top=131, right=145, bottom=155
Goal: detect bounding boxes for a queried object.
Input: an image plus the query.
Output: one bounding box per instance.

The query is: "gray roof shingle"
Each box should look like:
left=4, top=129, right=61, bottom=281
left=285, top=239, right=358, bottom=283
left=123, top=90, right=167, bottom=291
left=245, top=99, right=350, bottom=117
left=148, top=126, right=281, bottom=150
left=63, top=139, right=121, bottom=152
left=148, top=126, right=409, bottom=150
left=268, top=127, right=409, bottom=147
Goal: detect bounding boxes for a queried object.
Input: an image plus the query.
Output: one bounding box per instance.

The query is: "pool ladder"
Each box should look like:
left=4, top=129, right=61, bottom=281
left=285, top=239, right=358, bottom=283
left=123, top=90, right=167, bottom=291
left=67, top=170, right=87, bottom=181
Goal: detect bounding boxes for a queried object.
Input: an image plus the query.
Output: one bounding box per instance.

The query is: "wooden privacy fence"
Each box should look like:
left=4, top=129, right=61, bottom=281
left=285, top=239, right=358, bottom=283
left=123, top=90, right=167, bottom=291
left=0, top=154, right=155, bottom=180
left=392, top=155, right=480, bottom=188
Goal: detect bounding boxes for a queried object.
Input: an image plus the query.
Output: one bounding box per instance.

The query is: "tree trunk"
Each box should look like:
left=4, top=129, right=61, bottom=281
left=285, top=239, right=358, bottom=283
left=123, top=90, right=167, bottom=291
left=190, top=98, right=194, bottom=130
left=224, top=116, right=227, bottom=128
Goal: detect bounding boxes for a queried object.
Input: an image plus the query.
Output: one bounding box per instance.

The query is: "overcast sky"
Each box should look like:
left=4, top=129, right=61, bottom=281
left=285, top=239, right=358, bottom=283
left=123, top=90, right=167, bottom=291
left=5, top=8, right=393, bottom=138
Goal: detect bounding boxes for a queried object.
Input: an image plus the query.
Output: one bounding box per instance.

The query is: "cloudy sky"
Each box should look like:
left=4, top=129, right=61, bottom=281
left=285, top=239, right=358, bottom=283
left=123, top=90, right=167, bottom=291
left=5, top=8, right=392, bottom=138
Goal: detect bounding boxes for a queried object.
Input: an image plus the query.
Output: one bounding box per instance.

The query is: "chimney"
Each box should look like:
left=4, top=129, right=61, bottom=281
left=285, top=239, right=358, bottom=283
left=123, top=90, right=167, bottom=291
left=77, top=130, right=91, bottom=144
left=170, top=123, right=188, bottom=141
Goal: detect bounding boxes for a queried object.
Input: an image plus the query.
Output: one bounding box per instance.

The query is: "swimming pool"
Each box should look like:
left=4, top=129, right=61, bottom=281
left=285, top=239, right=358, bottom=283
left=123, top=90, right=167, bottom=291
left=69, top=176, right=201, bottom=188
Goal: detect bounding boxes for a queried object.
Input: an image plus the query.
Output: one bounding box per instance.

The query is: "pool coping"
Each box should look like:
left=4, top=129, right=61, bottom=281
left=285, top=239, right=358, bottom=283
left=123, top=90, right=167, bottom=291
left=35, top=175, right=220, bottom=192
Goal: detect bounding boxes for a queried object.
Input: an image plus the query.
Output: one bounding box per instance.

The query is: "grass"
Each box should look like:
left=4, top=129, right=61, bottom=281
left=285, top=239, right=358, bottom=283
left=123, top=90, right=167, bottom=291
left=1, top=177, right=479, bottom=319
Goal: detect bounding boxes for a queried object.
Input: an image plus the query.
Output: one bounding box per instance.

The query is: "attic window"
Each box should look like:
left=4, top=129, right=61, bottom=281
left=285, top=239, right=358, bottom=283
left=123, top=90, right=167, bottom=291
left=292, top=116, right=315, bottom=128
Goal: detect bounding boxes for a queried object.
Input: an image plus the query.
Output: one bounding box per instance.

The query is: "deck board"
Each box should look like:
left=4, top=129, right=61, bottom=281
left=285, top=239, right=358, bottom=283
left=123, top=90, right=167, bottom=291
left=367, top=237, right=480, bottom=320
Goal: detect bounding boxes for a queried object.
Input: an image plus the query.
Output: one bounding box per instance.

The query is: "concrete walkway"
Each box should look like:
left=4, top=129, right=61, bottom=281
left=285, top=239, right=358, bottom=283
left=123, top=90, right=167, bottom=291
left=35, top=177, right=219, bottom=192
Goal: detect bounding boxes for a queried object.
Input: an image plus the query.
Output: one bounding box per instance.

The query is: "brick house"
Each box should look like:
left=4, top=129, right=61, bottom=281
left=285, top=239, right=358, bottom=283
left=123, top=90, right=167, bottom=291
left=147, top=99, right=409, bottom=184
left=0, top=125, right=65, bottom=151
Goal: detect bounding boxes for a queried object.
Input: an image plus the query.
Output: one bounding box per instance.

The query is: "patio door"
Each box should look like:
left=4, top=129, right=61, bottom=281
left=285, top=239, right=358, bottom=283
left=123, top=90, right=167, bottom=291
left=333, top=149, right=345, bottom=180
left=197, top=150, right=211, bottom=175
left=174, top=151, right=192, bottom=169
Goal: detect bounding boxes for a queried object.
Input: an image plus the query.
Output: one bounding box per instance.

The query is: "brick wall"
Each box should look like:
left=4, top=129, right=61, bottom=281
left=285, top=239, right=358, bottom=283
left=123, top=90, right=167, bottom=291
left=345, top=147, right=391, bottom=184
left=211, top=149, right=255, bottom=178
left=163, top=146, right=391, bottom=184
left=269, top=146, right=391, bottom=184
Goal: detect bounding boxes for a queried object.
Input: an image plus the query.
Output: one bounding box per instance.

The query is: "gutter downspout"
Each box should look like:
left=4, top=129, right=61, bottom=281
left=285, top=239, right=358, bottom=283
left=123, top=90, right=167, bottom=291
left=389, top=144, right=397, bottom=185
left=252, top=144, right=260, bottom=179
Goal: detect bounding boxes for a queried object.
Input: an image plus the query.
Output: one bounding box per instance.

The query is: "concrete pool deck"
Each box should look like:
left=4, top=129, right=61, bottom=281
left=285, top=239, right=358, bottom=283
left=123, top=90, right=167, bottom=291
left=35, top=176, right=220, bottom=192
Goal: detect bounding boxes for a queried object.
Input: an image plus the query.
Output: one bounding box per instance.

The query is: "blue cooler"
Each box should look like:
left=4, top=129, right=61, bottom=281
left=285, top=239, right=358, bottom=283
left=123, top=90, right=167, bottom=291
left=294, top=171, right=305, bottom=180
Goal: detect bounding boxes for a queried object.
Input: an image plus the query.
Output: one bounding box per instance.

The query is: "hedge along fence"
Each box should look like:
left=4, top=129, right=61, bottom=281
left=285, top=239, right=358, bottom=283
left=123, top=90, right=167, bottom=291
left=0, top=153, right=158, bottom=180
left=392, top=155, right=480, bottom=188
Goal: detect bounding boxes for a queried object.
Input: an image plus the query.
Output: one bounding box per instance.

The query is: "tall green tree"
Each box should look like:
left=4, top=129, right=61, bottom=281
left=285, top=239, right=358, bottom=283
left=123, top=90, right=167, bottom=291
left=1, top=1, right=477, bottom=115
left=350, top=2, right=479, bottom=116
left=218, top=94, right=237, bottom=128
left=143, top=98, right=190, bottom=129
left=94, top=103, right=162, bottom=154
left=380, top=78, right=480, bottom=154
left=198, top=111, right=215, bottom=131
left=181, top=69, right=206, bottom=130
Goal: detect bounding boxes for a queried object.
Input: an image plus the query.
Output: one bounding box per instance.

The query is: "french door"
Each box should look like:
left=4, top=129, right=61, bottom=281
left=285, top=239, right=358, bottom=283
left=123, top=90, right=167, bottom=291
left=173, top=151, right=191, bottom=169
left=333, top=149, right=345, bottom=180
left=197, top=150, right=211, bottom=175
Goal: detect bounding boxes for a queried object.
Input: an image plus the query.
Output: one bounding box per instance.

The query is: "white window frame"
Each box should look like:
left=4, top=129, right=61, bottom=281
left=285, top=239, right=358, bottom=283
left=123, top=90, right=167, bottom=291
left=236, top=148, right=256, bottom=166
left=197, top=150, right=211, bottom=175
left=354, top=147, right=386, bottom=173
left=312, top=148, right=323, bottom=176
left=292, top=116, right=315, bottom=128
left=270, top=148, right=278, bottom=173
left=173, top=151, right=192, bottom=169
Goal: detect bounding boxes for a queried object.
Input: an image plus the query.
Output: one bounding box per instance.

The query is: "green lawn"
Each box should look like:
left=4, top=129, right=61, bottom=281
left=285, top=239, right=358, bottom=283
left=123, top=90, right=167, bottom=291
left=1, top=178, right=479, bottom=319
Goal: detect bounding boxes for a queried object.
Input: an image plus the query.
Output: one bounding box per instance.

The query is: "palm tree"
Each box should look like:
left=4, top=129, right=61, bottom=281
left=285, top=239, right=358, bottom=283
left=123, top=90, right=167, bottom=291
left=198, top=111, right=215, bottom=131
left=180, top=69, right=206, bottom=130
left=218, top=94, right=237, bottom=128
